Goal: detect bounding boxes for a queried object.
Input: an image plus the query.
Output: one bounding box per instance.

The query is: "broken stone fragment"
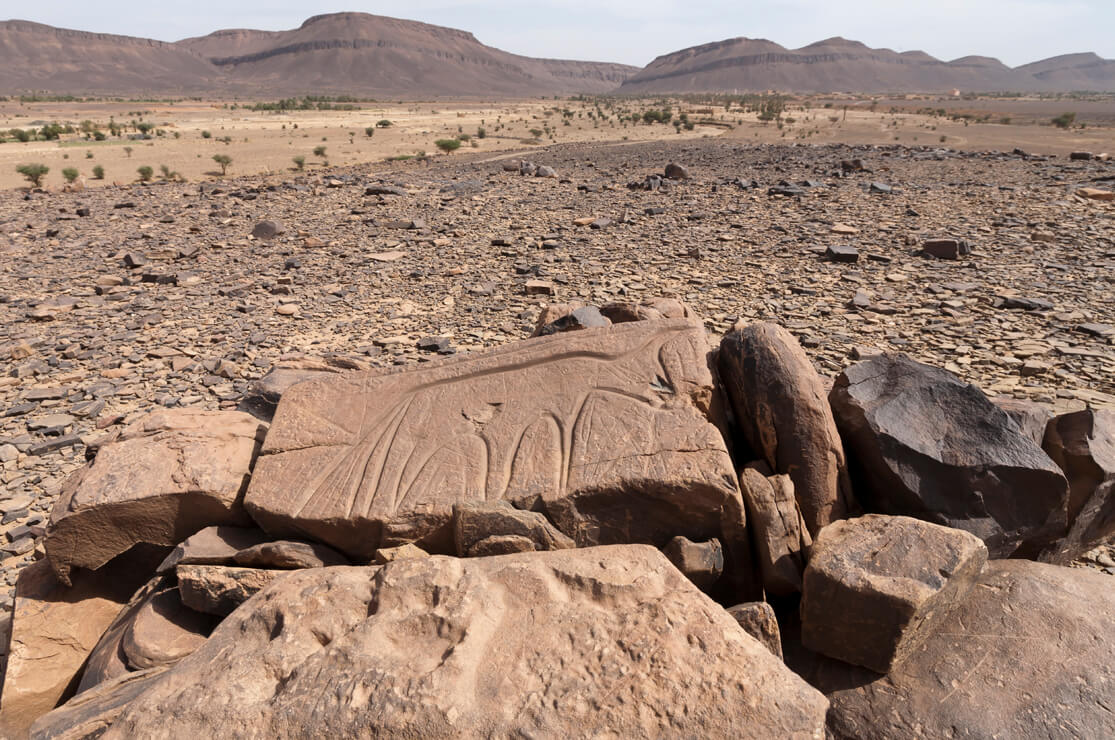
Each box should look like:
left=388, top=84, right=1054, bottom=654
left=45, top=409, right=269, bottom=585
left=661, top=535, right=723, bottom=589
left=1041, top=409, right=1115, bottom=564
left=232, top=540, right=349, bottom=569
left=800, top=514, right=987, bottom=674
left=176, top=565, right=289, bottom=618
left=453, top=500, right=574, bottom=557
left=726, top=601, right=783, bottom=659
left=738, top=468, right=811, bottom=597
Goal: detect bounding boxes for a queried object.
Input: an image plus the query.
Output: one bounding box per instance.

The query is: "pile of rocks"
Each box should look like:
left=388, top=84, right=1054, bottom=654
left=0, top=308, right=1111, bottom=738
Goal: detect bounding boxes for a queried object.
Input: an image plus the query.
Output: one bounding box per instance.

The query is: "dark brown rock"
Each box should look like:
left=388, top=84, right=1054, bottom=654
left=155, top=526, right=272, bottom=574
left=719, top=322, right=854, bottom=535
left=830, top=353, right=1069, bottom=558
left=726, top=601, right=782, bottom=659
left=993, top=396, right=1054, bottom=446
left=738, top=467, right=811, bottom=597
left=661, top=536, right=723, bottom=589
left=1041, top=409, right=1115, bottom=563
left=800, top=514, right=987, bottom=674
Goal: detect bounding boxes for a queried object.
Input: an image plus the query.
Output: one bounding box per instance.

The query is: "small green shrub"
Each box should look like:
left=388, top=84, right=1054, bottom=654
left=136, top=165, right=154, bottom=182
left=62, top=167, right=79, bottom=183
left=201, top=130, right=212, bottom=139
left=16, top=163, right=48, bottom=187
left=92, top=165, right=105, bottom=179
left=212, top=154, right=232, bottom=175
left=435, top=139, right=462, bottom=154
left=313, top=145, right=327, bottom=157
left=292, top=155, right=305, bottom=170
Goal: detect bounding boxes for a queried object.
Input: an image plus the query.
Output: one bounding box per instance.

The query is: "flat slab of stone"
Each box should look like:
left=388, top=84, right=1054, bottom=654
left=830, top=353, right=1068, bottom=558
left=39, top=546, right=828, bottom=738
left=45, top=409, right=268, bottom=584
left=800, top=514, right=987, bottom=673
left=793, top=560, right=1115, bottom=739
left=245, top=319, right=742, bottom=560
left=177, top=565, right=288, bottom=617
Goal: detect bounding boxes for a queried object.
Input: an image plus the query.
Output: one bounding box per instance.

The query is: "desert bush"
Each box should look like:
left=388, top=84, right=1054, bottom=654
left=476, top=127, right=486, bottom=138
left=376, top=119, right=392, bottom=127
left=435, top=139, right=462, bottom=154
left=124, top=146, right=133, bottom=158
left=1052, top=112, right=1076, bottom=129
left=313, top=145, right=327, bottom=157
left=62, top=167, right=79, bottom=183
left=293, top=155, right=305, bottom=170
left=92, top=165, right=105, bottom=179
left=212, top=154, right=232, bottom=175
left=85, top=151, right=94, bottom=159
left=201, top=130, right=212, bottom=139
left=16, top=163, right=48, bottom=187
left=365, top=126, right=375, bottom=137
left=136, top=166, right=154, bottom=182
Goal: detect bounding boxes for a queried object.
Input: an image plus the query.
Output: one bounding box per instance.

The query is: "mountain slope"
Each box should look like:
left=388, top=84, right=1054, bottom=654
left=0, top=14, right=635, bottom=97
left=0, top=20, right=218, bottom=94
left=618, top=36, right=1115, bottom=94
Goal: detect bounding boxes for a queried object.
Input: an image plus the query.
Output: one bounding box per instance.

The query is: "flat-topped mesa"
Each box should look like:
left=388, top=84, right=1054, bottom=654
left=245, top=318, right=744, bottom=563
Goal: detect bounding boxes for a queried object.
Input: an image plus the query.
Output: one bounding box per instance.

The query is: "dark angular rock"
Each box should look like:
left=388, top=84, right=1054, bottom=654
left=661, top=536, right=723, bottom=589
left=825, top=245, right=859, bottom=263
left=1041, top=409, right=1114, bottom=564
left=829, top=353, right=1069, bottom=558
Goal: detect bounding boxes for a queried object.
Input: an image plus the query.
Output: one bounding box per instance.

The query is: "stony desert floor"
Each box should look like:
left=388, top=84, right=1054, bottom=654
left=1, top=131, right=1114, bottom=634
left=1, top=95, right=1113, bottom=190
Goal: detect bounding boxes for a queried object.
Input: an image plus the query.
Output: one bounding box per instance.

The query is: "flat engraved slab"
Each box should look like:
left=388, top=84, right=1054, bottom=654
left=245, top=319, right=740, bottom=559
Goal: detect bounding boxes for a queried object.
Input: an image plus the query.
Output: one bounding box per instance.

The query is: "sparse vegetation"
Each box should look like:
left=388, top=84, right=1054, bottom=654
left=1052, top=112, right=1077, bottom=129
left=365, top=126, right=375, bottom=137
left=201, top=130, right=212, bottom=139
left=62, top=168, right=80, bottom=183
left=16, top=163, right=49, bottom=188
left=212, top=154, right=232, bottom=175
left=435, top=139, right=462, bottom=154
left=376, top=119, right=393, bottom=128
left=313, top=146, right=327, bottom=158
left=136, top=165, right=154, bottom=182
left=92, top=165, right=105, bottom=180
left=293, top=155, right=305, bottom=171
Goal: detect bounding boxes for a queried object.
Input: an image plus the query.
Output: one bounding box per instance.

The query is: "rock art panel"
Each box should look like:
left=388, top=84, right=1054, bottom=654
left=246, top=320, right=742, bottom=561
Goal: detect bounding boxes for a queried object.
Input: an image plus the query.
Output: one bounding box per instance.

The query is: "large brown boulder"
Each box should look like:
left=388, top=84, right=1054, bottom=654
left=34, top=546, right=829, bottom=738
left=245, top=320, right=744, bottom=563
left=1041, top=409, right=1115, bottom=563
left=719, top=322, right=854, bottom=535
left=800, top=515, right=987, bottom=673
left=792, top=560, right=1115, bottom=739
left=45, top=409, right=268, bottom=584
left=0, top=550, right=154, bottom=737
left=829, top=354, right=1068, bottom=558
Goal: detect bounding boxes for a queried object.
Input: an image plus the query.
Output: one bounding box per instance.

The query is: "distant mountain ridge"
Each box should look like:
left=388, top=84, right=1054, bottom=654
left=0, top=13, right=636, bottom=97
left=618, top=36, right=1115, bottom=93
left=0, top=15, right=1110, bottom=97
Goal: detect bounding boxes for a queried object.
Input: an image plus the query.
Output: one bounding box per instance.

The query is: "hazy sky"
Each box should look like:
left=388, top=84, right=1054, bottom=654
left=12, top=1, right=1115, bottom=67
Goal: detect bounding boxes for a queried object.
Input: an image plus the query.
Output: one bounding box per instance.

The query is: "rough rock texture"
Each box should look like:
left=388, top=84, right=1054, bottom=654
left=726, top=601, right=783, bottom=659
left=45, top=409, right=268, bottom=584
left=77, top=578, right=166, bottom=694
left=719, top=322, right=854, bottom=535
left=245, top=319, right=743, bottom=561
left=30, top=669, right=168, bottom=740
left=830, top=353, right=1069, bottom=557
left=993, top=396, right=1054, bottom=446
left=119, top=586, right=215, bottom=671
left=237, top=362, right=346, bottom=421
left=739, top=467, right=812, bottom=597
left=599, top=297, right=694, bottom=324
left=452, top=501, right=574, bottom=557
left=232, top=540, right=349, bottom=569
left=0, top=550, right=153, bottom=737
left=661, top=536, right=723, bottom=589
left=176, top=565, right=288, bottom=617
left=155, top=526, right=272, bottom=574
left=793, top=560, right=1115, bottom=739
left=36, top=546, right=828, bottom=738
left=800, top=514, right=988, bottom=674
left=372, top=543, right=429, bottom=565
left=1041, top=409, right=1115, bottom=563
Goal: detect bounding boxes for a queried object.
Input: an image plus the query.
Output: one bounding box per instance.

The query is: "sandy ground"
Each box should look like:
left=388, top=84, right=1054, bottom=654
left=0, top=96, right=1112, bottom=190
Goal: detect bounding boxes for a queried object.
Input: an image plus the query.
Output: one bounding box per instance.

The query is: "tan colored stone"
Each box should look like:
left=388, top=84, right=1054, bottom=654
left=800, top=514, right=987, bottom=674
left=726, top=601, right=783, bottom=659
left=121, top=586, right=215, bottom=671
left=45, top=409, right=268, bottom=585
left=371, top=543, right=429, bottom=565
left=1041, top=409, right=1115, bottom=563
left=176, top=565, right=288, bottom=617
left=245, top=320, right=743, bottom=563
left=0, top=551, right=153, bottom=737
left=39, top=546, right=828, bottom=738
left=719, top=322, right=854, bottom=536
